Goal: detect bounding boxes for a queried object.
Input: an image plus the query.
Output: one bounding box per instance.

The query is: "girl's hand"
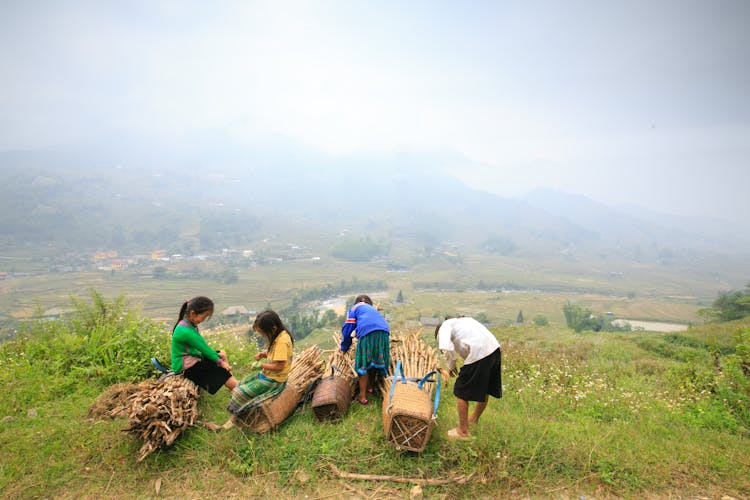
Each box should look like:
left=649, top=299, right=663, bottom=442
left=217, top=350, right=228, bottom=362
left=253, top=352, right=267, bottom=361
left=219, top=359, right=232, bottom=372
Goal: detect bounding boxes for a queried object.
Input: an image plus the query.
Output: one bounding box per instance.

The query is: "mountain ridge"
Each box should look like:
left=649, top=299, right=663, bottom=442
left=1, top=143, right=747, bottom=260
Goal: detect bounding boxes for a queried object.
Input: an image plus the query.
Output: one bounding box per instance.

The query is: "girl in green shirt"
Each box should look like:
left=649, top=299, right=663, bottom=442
left=171, top=296, right=238, bottom=394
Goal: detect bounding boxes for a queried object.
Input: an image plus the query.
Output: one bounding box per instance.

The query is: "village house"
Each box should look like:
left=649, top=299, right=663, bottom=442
left=221, top=305, right=249, bottom=317
left=419, top=316, right=441, bottom=327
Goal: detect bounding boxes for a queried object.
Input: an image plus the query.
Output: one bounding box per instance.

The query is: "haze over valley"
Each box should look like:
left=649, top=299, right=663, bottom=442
left=1, top=1, right=749, bottom=329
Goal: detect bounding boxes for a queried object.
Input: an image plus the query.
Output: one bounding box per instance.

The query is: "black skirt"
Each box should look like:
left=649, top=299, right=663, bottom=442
left=453, top=348, right=502, bottom=402
left=183, top=359, right=232, bottom=394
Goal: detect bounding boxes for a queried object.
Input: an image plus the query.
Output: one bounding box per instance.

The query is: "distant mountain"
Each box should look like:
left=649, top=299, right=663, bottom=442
left=1, top=140, right=748, bottom=261
left=615, top=202, right=750, bottom=252
left=523, top=188, right=750, bottom=255
left=0, top=143, right=587, bottom=256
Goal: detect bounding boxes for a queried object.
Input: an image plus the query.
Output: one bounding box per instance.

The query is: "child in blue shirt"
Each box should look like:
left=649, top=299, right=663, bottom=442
left=340, top=294, right=390, bottom=404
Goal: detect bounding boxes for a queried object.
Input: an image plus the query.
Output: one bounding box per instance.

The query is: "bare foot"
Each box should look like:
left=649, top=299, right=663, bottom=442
left=198, top=421, right=224, bottom=432
left=447, top=427, right=470, bottom=439
left=198, top=418, right=235, bottom=432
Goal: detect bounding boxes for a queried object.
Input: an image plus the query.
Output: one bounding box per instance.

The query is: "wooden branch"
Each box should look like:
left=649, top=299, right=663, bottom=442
left=329, top=464, right=474, bottom=485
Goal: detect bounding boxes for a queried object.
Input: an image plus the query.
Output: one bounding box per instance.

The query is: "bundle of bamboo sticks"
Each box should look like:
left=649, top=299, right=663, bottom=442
left=286, top=344, right=325, bottom=393
left=325, top=334, right=356, bottom=382
left=380, top=328, right=446, bottom=452
left=386, top=328, right=442, bottom=396
left=120, top=376, right=200, bottom=461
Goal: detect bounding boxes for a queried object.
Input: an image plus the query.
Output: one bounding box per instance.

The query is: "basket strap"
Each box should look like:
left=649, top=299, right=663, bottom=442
left=386, top=360, right=407, bottom=413
left=301, top=379, right=317, bottom=402
left=416, top=371, right=435, bottom=389
left=432, top=371, right=441, bottom=418
left=416, top=371, right=441, bottom=419
left=326, top=365, right=341, bottom=379
left=386, top=376, right=433, bottom=383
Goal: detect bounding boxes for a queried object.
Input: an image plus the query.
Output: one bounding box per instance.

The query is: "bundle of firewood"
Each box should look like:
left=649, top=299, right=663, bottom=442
left=88, top=381, right=145, bottom=419
left=120, top=376, right=200, bottom=461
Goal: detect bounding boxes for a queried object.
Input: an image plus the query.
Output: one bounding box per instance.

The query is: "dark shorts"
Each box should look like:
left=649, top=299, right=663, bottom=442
left=453, top=348, right=502, bottom=402
left=183, top=359, right=232, bottom=394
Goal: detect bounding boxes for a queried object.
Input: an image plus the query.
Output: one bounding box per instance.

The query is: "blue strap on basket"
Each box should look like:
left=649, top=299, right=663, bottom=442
left=418, top=370, right=441, bottom=418
left=387, top=360, right=406, bottom=408
left=387, top=360, right=441, bottom=418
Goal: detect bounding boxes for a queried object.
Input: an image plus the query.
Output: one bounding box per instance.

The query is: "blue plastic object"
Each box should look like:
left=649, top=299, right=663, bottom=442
left=151, top=357, right=169, bottom=374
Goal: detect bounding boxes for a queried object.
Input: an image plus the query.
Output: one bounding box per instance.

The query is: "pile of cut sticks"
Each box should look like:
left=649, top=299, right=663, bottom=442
left=120, top=376, right=200, bottom=461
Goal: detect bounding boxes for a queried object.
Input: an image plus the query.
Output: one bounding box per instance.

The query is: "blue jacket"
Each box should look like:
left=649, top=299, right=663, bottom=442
left=340, top=302, right=390, bottom=352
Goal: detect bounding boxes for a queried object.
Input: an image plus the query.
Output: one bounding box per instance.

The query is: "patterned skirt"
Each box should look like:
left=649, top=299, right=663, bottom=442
left=354, top=330, right=390, bottom=376
left=226, top=371, right=285, bottom=416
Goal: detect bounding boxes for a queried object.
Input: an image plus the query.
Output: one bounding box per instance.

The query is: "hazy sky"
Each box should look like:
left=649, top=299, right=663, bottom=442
left=2, top=1, right=749, bottom=221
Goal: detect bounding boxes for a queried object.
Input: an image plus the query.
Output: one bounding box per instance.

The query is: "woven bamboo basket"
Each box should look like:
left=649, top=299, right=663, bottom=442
left=235, top=384, right=300, bottom=434
left=382, top=361, right=441, bottom=452
left=311, top=366, right=354, bottom=422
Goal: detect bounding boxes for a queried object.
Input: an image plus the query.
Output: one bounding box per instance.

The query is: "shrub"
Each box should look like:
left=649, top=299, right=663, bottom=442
left=533, top=315, right=549, bottom=326
left=1, top=290, right=167, bottom=395
left=663, top=327, right=750, bottom=432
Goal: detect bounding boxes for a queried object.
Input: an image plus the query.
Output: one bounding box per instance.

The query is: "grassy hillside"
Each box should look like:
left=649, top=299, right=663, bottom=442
left=1, top=293, right=748, bottom=498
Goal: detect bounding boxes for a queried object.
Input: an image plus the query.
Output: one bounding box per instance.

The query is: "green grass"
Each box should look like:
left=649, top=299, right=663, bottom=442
left=1, top=294, right=749, bottom=498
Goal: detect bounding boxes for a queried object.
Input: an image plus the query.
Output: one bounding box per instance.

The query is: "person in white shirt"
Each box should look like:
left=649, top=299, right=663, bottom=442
left=435, top=316, right=502, bottom=439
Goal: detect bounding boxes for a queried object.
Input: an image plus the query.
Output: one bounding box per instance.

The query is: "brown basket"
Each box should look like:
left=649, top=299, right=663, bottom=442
left=382, top=362, right=441, bottom=452
left=311, top=366, right=354, bottom=422
left=235, top=384, right=300, bottom=434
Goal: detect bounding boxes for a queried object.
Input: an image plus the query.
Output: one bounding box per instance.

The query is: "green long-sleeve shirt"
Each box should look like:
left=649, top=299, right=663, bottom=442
left=171, top=320, right=220, bottom=372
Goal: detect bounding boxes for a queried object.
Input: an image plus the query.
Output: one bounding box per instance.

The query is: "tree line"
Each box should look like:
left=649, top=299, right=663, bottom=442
left=699, top=283, right=750, bottom=322
left=562, top=301, right=631, bottom=333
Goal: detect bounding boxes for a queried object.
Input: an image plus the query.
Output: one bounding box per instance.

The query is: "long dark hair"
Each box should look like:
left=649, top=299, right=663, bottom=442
left=253, top=309, right=294, bottom=349
left=173, top=296, right=214, bottom=332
